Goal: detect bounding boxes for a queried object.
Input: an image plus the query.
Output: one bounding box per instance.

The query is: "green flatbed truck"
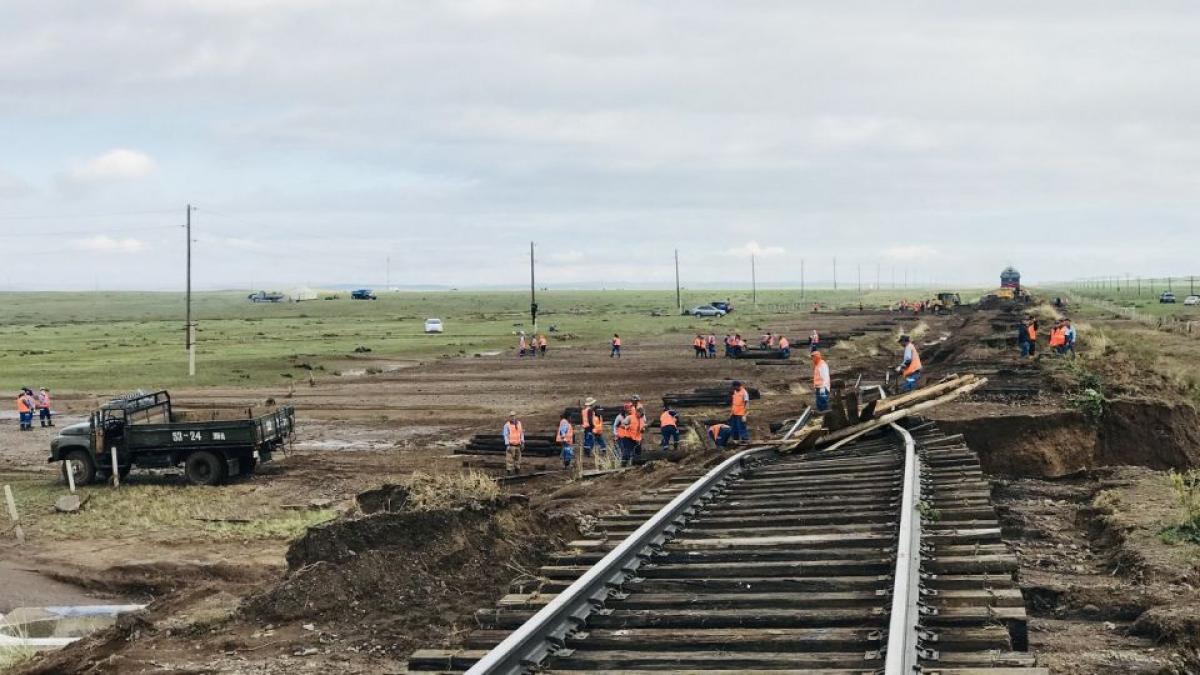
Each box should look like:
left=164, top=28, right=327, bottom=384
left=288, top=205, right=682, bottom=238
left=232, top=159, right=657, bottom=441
left=49, top=390, right=295, bottom=486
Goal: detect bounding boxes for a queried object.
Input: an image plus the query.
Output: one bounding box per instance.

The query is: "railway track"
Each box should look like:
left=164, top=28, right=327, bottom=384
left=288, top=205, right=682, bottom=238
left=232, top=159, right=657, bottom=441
left=410, top=417, right=1044, bottom=674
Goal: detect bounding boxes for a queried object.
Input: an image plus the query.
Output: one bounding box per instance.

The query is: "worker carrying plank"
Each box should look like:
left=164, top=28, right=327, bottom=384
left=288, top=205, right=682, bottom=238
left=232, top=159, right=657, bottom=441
left=895, top=335, right=923, bottom=392
left=502, top=411, right=525, bottom=475
left=729, top=381, right=750, bottom=442
left=811, top=351, right=831, bottom=412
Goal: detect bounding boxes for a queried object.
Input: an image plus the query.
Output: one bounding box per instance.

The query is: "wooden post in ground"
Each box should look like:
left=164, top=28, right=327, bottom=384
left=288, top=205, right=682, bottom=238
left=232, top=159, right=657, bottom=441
left=111, top=446, right=120, bottom=488
left=64, top=460, right=76, bottom=493
left=4, top=485, right=25, bottom=544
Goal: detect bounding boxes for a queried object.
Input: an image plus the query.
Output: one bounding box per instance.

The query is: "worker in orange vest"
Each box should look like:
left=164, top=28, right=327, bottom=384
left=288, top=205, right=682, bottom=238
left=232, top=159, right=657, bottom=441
left=729, top=381, right=750, bottom=442
left=811, top=351, right=831, bottom=412
left=1027, top=319, right=1038, bottom=356
left=896, top=336, right=923, bottom=392
left=708, top=423, right=733, bottom=448
left=659, top=407, right=680, bottom=450
left=16, top=389, right=34, bottom=431
left=501, top=412, right=525, bottom=475
left=517, top=332, right=529, bottom=358
left=538, top=334, right=548, bottom=357
left=706, top=333, right=717, bottom=358
left=779, top=335, right=791, bottom=359
left=614, top=402, right=642, bottom=465
left=693, top=335, right=706, bottom=358
left=580, top=397, right=607, bottom=456
left=556, top=414, right=575, bottom=468
left=1049, top=320, right=1068, bottom=355
left=611, top=334, right=622, bottom=358
left=36, top=388, right=53, bottom=427
left=809, top=329, right=820, bottom=353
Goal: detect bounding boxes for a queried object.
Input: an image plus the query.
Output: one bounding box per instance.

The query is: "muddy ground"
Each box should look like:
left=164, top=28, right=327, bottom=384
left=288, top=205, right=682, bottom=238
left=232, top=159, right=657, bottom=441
left=9, top=305, right=1200, bottom=674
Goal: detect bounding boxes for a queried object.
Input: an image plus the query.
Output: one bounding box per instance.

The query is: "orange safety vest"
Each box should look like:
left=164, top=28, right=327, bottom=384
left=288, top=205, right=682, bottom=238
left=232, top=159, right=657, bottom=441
left=731, top=388, right=748, bottom=416
left=1049, top=327, right=1066, bottom=347
left=613, top=337, right=621, bottom=347
left=628, top=412, right=644, bottom=441
left=693, top=337, right=704, bottom=348
left=903, top=344, right=923, bottom=376
left=660, top=410, right=676, bottom=428
left=556, top=420, right=574, bottom=444
left=539, top=336, right=547, bottom=347
left=1028, top=325, right=1037, bottom=341
left=16, top=396, right=31, bottom=413
left=592, top=411, right=604, bottom=434
left=505, top=420, right=523, bottom=445
left=813, top=359, right=830, bottom=389
left=37, top=392, right=50, bottom=409
left=708, top=424, right=728, bottom=440
left=779, top=337, right=789, bottom=349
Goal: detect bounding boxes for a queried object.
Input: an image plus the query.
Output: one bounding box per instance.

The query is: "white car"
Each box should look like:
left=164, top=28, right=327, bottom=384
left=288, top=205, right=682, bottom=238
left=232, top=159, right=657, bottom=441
left=689, top=305, right=727, bottom=317
left=424, top=318, right=444, bottom=333
left=1185, top=295, right=1200, bottom=306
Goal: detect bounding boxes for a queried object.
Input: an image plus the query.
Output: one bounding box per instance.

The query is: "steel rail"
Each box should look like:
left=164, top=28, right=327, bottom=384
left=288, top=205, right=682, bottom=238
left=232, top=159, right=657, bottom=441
left=884, top=421, right=922, bottom=674
left=466, top=409, right=811, bottom=675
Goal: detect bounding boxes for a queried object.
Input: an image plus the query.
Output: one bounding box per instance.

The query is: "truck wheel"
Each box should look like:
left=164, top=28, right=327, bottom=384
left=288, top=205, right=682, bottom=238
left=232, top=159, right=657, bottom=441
left=62, top=450, right=96, bottom=486
left=185, top=451, right=227, bottom=486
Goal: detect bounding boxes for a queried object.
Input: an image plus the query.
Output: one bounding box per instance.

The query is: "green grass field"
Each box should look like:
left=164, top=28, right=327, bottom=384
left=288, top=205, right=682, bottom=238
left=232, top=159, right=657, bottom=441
left=0, top=287, right=969, bottom=392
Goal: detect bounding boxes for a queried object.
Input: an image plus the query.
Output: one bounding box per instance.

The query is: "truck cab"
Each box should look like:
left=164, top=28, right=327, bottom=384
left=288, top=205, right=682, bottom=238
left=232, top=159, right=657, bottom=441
left=50, top=390, right=295, bottom=486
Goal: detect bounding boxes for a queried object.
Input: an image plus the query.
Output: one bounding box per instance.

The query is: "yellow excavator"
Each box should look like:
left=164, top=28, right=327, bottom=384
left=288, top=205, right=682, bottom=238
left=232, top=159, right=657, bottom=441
left=930, top=292, right=962, bottom=314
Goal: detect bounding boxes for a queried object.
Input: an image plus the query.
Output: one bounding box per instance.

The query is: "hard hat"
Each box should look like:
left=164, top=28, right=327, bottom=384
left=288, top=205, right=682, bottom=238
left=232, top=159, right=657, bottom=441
left=508, top=410, right=517, bottom=417
left=631, top=394, right=641, bottom=401
left=583, top=397, right=597, bottom=406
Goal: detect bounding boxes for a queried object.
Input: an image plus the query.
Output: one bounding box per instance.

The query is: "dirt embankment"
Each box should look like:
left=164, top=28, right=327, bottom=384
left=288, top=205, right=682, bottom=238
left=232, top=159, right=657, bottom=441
left=938, top=398, right=1200, bottom=478
left=20, top=493, right=577, bottom=675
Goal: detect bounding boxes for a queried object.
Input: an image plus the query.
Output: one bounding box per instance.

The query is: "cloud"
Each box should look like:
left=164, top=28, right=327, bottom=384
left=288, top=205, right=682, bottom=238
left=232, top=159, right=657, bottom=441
left=882, top=245, right=939, bottom=261
left=0, top=169, right=33, bottom=198
left=74, top=236, right=148, bottom=254
left=727, top=241, right=786, bottom=258
left=548, top=250, right=583, bottom=263
left=60, top=149, right=157, bottom=187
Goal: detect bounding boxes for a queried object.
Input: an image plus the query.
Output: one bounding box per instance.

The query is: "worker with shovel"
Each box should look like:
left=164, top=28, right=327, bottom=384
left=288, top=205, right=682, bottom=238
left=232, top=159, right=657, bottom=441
left=896, top=335, right=923, bottom=392
left=580, top=397, right=607, bottom=457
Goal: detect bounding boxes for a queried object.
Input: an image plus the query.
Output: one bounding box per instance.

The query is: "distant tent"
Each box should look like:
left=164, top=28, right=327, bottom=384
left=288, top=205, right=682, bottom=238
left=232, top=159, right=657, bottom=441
left=291, top=287, right=319, bottom=302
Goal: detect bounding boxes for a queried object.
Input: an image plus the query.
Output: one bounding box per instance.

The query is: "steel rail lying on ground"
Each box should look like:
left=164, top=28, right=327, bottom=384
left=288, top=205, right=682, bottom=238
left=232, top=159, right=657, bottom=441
left=465, top=411, right=811, bottom=675
left=885, top=421, right=922, bottom=675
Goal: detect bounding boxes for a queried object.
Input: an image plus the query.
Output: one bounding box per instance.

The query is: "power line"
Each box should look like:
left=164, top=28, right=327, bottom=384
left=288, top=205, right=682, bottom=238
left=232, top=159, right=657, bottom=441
left=0, top=209, right=177, bottom=221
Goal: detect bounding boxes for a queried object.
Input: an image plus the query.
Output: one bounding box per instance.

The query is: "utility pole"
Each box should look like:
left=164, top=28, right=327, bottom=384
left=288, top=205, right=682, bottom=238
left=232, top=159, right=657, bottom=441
left=185, top=204, right=195, bottom=378
left=529, top=242, right=538, bottom=334
left=674, top=249, right=681, bottom=312
left=857, top=264, right=862, bottom=294
left=1191, top=276, right=1195, bottom=296
left=751, top=254, right=757, bottom=307
left=903, top=268, right=908, bottom=289
left=832, top=257, right=837, bottom=290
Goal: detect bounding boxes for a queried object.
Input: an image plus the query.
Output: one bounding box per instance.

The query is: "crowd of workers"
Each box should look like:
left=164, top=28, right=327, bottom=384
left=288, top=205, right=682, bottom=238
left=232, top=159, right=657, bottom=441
left=500, top=382, right=754, bottom=474
left=516, top=332, right=550, bottom=357
left=14, top=388, right=53, bottom=431
left=1017, top=316, right=1076, bottom=357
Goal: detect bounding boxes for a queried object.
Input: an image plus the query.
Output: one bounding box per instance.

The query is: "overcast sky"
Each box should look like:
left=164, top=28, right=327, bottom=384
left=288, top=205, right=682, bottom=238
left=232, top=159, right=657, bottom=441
left=2, top=1, right=1198, bottom=291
